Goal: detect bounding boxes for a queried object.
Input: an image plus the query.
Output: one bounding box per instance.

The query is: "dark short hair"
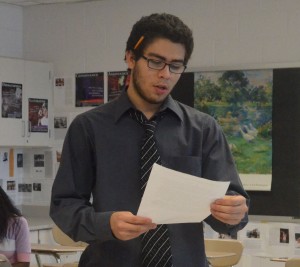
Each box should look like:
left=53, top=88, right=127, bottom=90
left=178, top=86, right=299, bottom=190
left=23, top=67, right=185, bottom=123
left=126, top=13, right=194, bottom=65
left=0, top=186, right=22, bottom=241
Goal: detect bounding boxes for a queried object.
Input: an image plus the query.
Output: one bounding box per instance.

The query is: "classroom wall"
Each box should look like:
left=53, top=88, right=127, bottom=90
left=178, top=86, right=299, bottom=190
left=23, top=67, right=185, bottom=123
left=0, top=3, right=23, bottom=58
left=22, top=0, right=300, bottom=75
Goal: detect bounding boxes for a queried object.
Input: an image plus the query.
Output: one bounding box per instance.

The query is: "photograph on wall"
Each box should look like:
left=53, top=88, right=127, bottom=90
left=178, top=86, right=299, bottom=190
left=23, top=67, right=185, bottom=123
left=246, top=228, right=261, bottom=239
left=75, top=72, right=104, bottom=107
left=28, top=98, right=48, bottom=132
left=7, top=180, right=16, bottom=191
left=33, top=154, right=44, bottom=167
left=107, top=71, right=129, bottom=102
left=33, top=183, right=41, bottom=191
left=17, top=153, right=23, bottom=168
left=54, top=116, right=67, bottom=128
left=280, top=228, right=289, bottom=244
left=1, top=82, right=22, bottom=119
left=55, top=77, right=65, bottom=87
left=18, top=183, right=32, bottom=192
left=194, top=69, right=272, bottom=191
left=295, top=233, right=300, bottom=248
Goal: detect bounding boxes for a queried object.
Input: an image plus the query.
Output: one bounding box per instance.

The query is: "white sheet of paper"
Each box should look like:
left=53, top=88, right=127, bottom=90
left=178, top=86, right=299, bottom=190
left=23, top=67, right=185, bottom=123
left=137, top=163, right=230, bottom=224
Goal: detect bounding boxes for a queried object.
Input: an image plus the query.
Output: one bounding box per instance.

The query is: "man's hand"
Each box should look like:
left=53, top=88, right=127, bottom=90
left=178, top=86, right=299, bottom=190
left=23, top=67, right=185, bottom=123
left=210, top=195, right=248, bottom=225
left=110, top=211, right=157, bottom=241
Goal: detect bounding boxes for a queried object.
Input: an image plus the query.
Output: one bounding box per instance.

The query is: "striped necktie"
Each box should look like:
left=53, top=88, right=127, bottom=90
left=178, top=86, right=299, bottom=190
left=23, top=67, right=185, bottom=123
left=130, top=109, right=173, bottom=267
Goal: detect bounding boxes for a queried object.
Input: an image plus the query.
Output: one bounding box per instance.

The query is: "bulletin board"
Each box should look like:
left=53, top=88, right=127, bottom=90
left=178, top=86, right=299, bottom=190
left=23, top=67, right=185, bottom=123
left=171, top=68, right=300, bottom=217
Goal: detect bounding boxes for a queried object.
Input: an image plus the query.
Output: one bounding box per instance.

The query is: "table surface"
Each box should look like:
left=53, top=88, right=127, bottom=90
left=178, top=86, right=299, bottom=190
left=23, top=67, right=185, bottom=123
left=270, top=257, right=288, bottom=262
left=206, top=251, right=236, bottom=259
left=31, top=243, right=85, bottom=253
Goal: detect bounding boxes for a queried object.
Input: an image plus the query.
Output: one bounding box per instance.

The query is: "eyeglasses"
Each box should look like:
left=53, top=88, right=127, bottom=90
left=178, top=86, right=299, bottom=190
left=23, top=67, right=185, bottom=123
left=141, top=55, right=186, bottom=74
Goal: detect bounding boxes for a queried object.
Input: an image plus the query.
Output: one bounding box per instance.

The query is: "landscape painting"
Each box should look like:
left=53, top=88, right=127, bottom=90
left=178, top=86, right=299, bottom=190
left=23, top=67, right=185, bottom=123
left=194, top=69, right=272, bottom=190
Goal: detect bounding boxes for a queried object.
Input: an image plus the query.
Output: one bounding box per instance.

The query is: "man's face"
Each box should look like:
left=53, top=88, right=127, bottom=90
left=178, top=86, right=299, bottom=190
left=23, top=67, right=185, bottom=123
left=126, top=38, right=186, bottom=111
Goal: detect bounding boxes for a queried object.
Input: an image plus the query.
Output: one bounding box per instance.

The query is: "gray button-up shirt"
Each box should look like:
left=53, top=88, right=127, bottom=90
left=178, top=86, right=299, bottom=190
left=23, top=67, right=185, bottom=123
left=50, top=92, right=249, bottom=267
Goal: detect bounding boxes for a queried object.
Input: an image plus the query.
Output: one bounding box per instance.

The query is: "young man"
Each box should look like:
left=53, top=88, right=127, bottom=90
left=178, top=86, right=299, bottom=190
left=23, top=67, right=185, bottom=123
left=50, top=13, right=249, bottom=267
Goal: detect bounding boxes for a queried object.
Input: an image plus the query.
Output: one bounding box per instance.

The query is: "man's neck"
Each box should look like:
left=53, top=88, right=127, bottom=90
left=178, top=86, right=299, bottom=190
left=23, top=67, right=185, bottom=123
left=127, top=89, right=162, bottom=120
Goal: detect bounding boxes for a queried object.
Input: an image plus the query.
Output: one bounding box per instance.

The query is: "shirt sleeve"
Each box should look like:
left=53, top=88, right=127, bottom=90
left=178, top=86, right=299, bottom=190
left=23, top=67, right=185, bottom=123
left=50, top=115, right=115, bottom=243
left=15, top=217, right=31, bottom=263
left=202, top=116, right=250, bottom=234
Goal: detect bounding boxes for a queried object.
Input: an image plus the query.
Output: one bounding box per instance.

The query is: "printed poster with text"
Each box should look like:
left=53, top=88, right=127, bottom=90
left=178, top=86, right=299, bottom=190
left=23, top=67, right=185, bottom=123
left=75, top=72, right=104, bottom=107
left=107, top=71, right=128, bottom=102
left=1, top=82, right=22, bottom=118
left=28, top=98, right=48, bottom=132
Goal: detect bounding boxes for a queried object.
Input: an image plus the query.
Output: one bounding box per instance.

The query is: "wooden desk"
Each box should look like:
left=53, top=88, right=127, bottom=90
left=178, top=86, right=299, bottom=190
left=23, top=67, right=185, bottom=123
left=31, top=243, right=85, bottom=267
left=270, top=257, right=288, bottom=262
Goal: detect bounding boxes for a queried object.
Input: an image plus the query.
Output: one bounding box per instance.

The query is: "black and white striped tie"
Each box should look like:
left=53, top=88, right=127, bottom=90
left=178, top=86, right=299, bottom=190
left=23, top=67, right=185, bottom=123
left=130, top=109, right=173, bottom=267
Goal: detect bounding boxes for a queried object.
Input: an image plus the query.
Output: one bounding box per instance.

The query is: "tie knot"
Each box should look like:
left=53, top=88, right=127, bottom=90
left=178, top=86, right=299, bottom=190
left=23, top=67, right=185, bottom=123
left=129, top=109, right=164, bottom=132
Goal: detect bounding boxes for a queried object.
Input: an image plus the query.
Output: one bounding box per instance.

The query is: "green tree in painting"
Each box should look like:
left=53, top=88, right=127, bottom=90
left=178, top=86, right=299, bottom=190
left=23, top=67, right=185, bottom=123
left=218, top=71, right=249, bottom=110
left=194, top=74, right=221, bottom=115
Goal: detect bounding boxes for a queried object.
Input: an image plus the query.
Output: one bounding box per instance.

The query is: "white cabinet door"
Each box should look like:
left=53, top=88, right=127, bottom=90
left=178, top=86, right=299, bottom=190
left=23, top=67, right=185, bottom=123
left=23, top=60, right=53, bottom=147
left=0, top=58, right=53, bottom=147
left=0, top=57, right=26, bottom=146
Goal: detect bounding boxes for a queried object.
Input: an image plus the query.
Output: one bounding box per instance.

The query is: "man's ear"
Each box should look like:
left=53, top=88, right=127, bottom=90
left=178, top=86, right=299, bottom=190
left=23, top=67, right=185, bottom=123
left=125, top=50, right=135, bottom=70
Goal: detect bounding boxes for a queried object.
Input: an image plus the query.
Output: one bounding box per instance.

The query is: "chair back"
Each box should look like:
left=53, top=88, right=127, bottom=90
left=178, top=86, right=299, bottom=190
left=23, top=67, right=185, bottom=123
left=285, top=258, right=300, bottom=267
left=204, top=238, right=243, bottom=267
left=52, top=224, right=87, bottom=247
left=63, top=263, right=79, bottom=267
left=0, top=254, right=12, bottom=267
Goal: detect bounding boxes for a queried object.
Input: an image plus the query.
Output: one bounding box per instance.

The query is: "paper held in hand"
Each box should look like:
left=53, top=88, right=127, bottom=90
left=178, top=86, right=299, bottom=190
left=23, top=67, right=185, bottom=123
left=137, top=164, right=230, bottom=224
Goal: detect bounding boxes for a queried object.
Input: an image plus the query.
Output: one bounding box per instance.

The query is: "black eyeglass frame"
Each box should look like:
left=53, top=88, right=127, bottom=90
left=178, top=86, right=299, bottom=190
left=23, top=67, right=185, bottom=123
left=141, top=55, right=186, bottom=74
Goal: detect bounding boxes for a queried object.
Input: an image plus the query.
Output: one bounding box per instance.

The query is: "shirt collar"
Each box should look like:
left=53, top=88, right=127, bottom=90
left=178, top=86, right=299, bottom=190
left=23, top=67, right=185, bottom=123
left=113, top=91, right=184, bottom=123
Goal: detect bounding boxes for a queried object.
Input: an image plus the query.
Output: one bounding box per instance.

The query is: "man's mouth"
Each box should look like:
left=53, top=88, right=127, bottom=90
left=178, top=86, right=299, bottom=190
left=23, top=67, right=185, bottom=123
left=155, top=84, right=168, bottom=90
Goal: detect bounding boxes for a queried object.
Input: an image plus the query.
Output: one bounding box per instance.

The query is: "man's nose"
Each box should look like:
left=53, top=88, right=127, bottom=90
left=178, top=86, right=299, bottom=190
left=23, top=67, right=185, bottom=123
left=158, top=64, right=171, bottom=79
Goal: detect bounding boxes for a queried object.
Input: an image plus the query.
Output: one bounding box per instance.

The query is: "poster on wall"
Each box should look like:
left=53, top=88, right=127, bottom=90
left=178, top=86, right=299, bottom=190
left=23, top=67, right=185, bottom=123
left=34, top=154, right=44, bottom=167
left=107, top=71, right=128, bottom=102
left=32, top=153, right=45, bottom=178
left=194, top=69, right=272, bottom=191
left=28, top=98, right=48, bottom=132
left=1, top=82, right=22, bottom=118
left=75, top=72, right=104, bottom=107
left=54, top=76, right=74, bottom=107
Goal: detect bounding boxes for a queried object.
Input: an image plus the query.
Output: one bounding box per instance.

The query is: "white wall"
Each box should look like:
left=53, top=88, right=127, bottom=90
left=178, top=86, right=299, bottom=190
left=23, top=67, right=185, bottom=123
left=0, top=3, right=23, bottom=58
left=22, top=0, right=300, bottom=75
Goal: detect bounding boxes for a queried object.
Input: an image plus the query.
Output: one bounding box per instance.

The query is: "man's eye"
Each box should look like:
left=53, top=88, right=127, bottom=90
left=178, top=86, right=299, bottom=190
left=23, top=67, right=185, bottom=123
left=170, top=64, right=182, bottom=70
left=150, top=59, right=164, bottom=66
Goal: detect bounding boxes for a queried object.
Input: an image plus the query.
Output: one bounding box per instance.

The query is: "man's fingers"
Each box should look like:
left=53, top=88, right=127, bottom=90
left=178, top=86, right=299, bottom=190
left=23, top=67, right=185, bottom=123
left=210, top=195, right=248, bottom=225
left=110, top=211, right=157, bottom=241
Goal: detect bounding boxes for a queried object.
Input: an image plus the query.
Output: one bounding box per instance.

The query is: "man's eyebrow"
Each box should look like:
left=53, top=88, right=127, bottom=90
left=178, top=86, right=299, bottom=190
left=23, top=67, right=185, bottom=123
left=146, top=52, right=185, bottom=63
